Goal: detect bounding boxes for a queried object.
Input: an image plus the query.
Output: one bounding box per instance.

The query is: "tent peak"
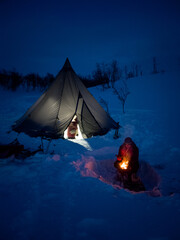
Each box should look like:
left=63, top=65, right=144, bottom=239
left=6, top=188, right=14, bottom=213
left=63, top=58, right=72, bottom=70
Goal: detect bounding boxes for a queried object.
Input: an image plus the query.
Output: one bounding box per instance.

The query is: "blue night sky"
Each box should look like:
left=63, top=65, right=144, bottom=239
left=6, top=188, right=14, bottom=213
left=0, top=0, right=180, bottom=76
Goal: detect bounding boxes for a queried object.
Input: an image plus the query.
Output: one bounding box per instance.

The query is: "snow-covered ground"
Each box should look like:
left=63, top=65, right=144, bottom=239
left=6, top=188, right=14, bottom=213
left=0, top=71, right=180, bottom=240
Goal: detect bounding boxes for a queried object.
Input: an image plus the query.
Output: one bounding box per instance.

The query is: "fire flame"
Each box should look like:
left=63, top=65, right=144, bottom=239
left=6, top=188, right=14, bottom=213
left=119, top=159, right=129, bottom=170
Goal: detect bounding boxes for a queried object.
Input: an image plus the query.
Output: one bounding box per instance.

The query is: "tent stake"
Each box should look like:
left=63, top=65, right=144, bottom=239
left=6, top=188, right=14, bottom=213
left=45, top=139, right=52, bottom=154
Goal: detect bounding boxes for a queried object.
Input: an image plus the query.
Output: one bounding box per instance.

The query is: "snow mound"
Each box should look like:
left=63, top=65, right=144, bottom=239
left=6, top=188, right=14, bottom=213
left=72, top=154, right=161, bottom=196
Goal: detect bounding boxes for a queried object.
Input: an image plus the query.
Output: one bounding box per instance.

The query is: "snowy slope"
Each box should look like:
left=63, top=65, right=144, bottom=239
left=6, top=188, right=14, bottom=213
left=0, top=71, right=180, bottom=240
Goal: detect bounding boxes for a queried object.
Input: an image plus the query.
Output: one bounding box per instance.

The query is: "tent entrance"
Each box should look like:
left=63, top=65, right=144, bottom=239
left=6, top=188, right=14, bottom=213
left=64, top=115, right=84, bottom=140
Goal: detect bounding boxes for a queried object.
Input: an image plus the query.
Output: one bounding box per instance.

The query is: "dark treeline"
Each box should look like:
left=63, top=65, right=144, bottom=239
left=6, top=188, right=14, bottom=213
left=0, top=57, right=164, bottom=114
left=0, top=59, right=143, bottom=92
left=0, top=70, right=55, bottom=91
left=0, top=69, right=102, bottom=91
left=0, top=57, right=164, bottom=92
left=92, top=60, right=142, bottom=90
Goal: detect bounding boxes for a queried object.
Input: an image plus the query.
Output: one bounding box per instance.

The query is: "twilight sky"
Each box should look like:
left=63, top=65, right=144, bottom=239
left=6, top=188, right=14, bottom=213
left=0, top=0, right=180, bottom=76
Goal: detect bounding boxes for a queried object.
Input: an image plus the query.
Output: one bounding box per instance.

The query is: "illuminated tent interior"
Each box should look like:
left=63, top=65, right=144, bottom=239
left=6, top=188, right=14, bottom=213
left=12, top=58, right=119, bottom=139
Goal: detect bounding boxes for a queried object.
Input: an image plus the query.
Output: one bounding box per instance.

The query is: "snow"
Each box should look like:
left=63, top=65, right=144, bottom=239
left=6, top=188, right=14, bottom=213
left=0, top=71, right=180, bottom=240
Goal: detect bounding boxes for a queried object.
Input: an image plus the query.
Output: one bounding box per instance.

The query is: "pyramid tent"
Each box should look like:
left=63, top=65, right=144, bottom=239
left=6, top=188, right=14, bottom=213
left=12, top=58, right=119, bottom=139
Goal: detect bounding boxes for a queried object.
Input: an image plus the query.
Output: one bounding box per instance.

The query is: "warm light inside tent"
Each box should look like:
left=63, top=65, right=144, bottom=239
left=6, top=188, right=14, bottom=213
left=64, top=126, right=92, bottom=150
left=64, top=123, right=92, bottom=150
left=64, top=124, right=83, bottom=140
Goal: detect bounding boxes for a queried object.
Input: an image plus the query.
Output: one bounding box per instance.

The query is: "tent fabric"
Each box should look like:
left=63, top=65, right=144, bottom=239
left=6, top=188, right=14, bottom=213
left=12, top=58, right=119, bottom=139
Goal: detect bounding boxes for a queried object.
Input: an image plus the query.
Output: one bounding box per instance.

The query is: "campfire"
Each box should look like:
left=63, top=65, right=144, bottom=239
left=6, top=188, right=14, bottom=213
left=119, top=158, right=129, bottom=170
left=116, top=155, right=130, bottom=171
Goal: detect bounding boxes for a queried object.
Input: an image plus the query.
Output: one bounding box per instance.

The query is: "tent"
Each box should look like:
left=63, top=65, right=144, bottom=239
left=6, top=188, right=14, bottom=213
left=12, top=58, right=119, bottom=139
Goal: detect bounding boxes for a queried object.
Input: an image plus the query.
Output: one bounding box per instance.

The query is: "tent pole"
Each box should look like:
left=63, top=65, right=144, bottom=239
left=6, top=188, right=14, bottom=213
left=41, top=137, right=44, bottom=152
